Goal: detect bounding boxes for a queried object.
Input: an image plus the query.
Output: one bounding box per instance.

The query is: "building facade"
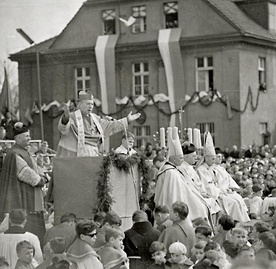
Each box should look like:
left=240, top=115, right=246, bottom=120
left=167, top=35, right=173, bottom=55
left=10, top=0, right=276, bottom=150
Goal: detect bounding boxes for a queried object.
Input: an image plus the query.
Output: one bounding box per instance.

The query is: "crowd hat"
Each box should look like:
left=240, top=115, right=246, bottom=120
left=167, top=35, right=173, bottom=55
left=13, top=122, right=29, bottom=138
left=169, top=242, right=187, bottom=254
left=78, top=90, right=93, bottom=101
left=204, top=132, right=216, bottom=156
left=167, top=127, right=182, bottom=158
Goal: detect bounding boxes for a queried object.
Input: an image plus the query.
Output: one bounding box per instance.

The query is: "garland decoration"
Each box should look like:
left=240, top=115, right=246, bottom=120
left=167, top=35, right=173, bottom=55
left=95, top=152, right=152, bottom=213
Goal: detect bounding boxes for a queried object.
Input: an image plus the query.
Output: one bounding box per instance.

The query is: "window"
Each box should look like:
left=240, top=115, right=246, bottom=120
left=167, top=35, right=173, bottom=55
left=133, top=125, right=151, bottom=148
left=75, top=67, right=91, bottom=98
left=258, top=57, right=266, bottom=87
left=164, top=2, right=178, bottom=28
left=196, top=122, right=215, bottom=144
left=260, top=122, right=268, bottom=134
left=132, top=6, right=146, bottom=33
left=132, top=62, right=149, bottom=96
left=102, top=9, right=116, bottom=34
left=196, top=57, right=214, bottom=92
left=269, top=3, right=276, bottom=32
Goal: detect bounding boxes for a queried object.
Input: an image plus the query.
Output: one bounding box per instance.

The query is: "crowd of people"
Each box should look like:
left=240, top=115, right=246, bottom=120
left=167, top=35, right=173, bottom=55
left=2, top=92, right=276, bottom=269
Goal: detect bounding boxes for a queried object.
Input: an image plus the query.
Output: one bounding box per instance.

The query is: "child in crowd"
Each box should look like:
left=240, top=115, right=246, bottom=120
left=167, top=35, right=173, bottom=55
left=255, top=231, right=276, bottom=262
left=148, top=241, right=170, bottom=268
left=193, top=250, right=219, bottom=269
left=153, top=205, right=173, bottom=233
left=195, top=226, right=212, bottom=242
left=168, top=242, right=193, bottom=269
left=0, top=257, right=9, bottom=269
left=203, top=241, right=231, bottom=269
left=249, top=185, right=263, bottom=219
left=94, top=212, right=106, bottom=228
left=192, top=218, right=209, bottom=229
left=237, top=245, right=255, bottom=261
left=97, top=227, right=129, bottom=269
left=212, top=215, right=235, bottom=247
left=232, top=227, right=250, bottom=248
left=251, top=221, right=270, bottom=250
left=15, top=241, right=36, bottom=269
left=190, top=241, right=207, bottom=266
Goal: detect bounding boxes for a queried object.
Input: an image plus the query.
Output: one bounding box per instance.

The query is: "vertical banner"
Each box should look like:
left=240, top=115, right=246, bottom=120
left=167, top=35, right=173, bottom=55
left=95, top=35, right=119, bottom=151
left=158, top=29, right=185, bottom=127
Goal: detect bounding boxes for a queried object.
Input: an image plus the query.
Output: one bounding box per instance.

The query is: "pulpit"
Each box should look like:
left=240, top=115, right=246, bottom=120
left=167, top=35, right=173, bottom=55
left=53, top=156, right=141, bottom=230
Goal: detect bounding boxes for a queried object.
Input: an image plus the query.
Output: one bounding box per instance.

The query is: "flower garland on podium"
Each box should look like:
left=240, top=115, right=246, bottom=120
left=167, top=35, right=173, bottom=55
left=95, top=152, right=151, bottom=212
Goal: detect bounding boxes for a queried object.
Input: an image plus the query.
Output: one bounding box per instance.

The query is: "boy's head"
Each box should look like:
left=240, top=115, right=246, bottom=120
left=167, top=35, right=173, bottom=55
left=93, top=212, right=106, bottom=228
left=192, top=217, right=208, bottom=228
left=16, top=241, right=34, bottom=264
left=258, top=231, right=275, bottom=249
left=252, top=222, right=270, bottom=241
left=0, top=257, right=9, bottom=269
left=195, top=225, right=212, bottom=242
left=149, top=241, right=167, bottom=265
left=103, top=211, right=122, bottom=228
left=217, top=214, right=235, bottom=231
left=9, top=208, right=27, bottom=226
left=192, top=240, right=207, bottom=261
left=238, top=245, right=255, bottom=261
left=252, top=185, right=263, bottom=196
left=169, top=242, right=187, bottom=264
left=104, top=227, right=124, bottom=250
left=49, top=237, right=66, bottom=254
left=232, top=228, right=248, bottom=247
left=153, top=205, right=170, bottom=226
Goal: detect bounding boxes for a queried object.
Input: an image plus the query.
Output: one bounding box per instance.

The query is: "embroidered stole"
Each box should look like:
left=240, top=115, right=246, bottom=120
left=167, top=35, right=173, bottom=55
left=75, top=110, right=104, bottom=156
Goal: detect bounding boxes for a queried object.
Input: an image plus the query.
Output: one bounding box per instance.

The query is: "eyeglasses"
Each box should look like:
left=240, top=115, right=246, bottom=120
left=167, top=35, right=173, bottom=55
left=86, top=232, right=97, bottom=238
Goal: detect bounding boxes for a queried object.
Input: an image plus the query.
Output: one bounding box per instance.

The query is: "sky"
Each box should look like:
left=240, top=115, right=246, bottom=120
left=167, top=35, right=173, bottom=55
left=0, top=0, right=84, bottom=89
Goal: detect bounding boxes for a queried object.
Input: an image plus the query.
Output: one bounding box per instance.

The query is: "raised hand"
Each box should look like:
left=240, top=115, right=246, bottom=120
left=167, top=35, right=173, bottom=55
left=127, top=111, right=141, bottom=123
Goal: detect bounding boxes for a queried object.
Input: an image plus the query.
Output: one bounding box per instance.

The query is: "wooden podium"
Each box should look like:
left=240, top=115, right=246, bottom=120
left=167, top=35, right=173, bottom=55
left=53, top=156, right=140, bottom=230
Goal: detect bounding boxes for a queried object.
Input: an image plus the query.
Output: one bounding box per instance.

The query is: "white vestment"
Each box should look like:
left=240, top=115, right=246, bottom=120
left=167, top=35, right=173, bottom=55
left=155, top=161, right=212, bottom=224
left=197, top=163, right=250, bottom=222
left=180, top=161, right=221, bottom=215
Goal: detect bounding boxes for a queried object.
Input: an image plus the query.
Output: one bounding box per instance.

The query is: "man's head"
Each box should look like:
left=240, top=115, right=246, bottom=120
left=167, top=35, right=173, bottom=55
left=170, top=201, right=189, bottom=221
left=169, top=155, right=184, bottom=166
left=132, top=210, right=148, bottom=223
left=215, top=147, right=223, bottom=164
left=104, top=227, right=124, bottom=250
left=153, top=156, right=166, bottom=169
left=182, top=142, right=197, bottom=165
left=205, top=155, right=216, bottom=166
left=252, top=222, right=270, bottom=241
left=153, top=205, right=170, bottom=226
left=76, top=220, right=98, bottom=246
left=77, top=91, right=94, bottom=114
left=121, top=132, right=135, bottom=150
left=16, top=241, right=34, bottom=264
left=9, top=208, right=27, bottom=227
left=13, top=122, right=30, bottom=148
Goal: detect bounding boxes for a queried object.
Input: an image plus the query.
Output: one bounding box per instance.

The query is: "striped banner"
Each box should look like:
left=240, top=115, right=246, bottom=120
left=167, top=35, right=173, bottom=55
left=158, top=28, right=185, bottom=127
left=95, top=35, right=119, bottom=115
